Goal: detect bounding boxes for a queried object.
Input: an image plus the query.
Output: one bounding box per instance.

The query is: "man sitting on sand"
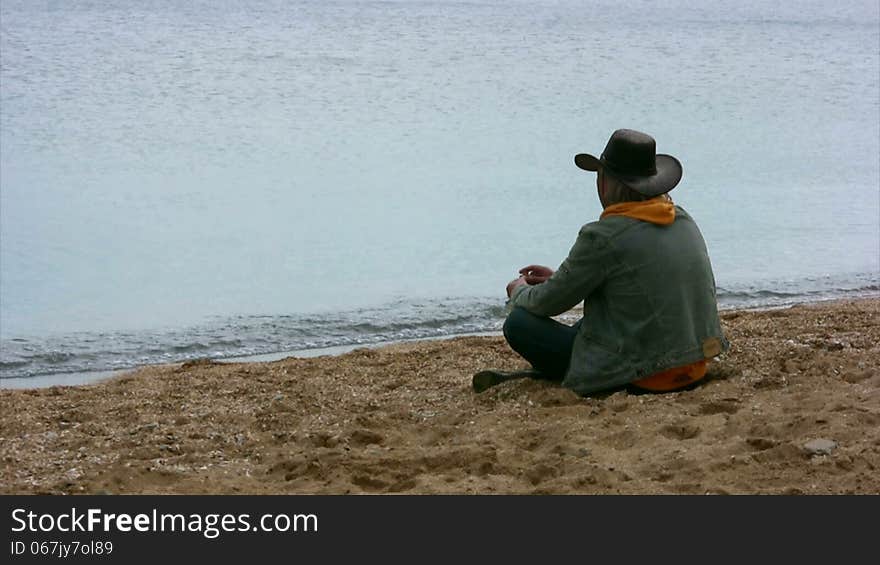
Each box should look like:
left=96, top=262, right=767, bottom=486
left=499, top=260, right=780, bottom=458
left=474, top=129, right=729, bottom=395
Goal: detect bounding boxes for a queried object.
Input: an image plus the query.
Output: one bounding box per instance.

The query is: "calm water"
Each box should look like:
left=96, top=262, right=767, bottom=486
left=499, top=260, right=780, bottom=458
left=2, top=0, right=879, bottom=383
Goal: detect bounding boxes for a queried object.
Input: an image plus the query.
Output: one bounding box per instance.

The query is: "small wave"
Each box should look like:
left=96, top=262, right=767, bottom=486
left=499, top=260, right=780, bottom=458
left=717, top=289, right=799, bottom=299
left=171, top=343, right=211, bottom=353
left=40, top=351, right=78, bottom=364
left=717, top=276, right=879, bottom=309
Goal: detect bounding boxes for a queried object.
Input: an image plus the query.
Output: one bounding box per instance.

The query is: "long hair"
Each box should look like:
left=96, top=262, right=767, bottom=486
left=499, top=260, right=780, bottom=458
left=600, top=171, right=652, bottom=207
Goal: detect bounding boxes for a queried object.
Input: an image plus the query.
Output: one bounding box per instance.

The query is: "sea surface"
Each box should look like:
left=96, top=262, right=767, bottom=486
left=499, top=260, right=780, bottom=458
left=2, top=0, right=878, bottom=385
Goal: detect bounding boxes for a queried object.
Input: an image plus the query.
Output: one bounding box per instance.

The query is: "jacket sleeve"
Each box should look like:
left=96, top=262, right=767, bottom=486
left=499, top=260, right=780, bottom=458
left=509, top=224, right=610, bottom=317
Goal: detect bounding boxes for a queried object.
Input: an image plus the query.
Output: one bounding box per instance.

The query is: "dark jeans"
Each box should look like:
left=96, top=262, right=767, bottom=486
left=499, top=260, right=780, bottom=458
left=502, top=307, right=582, bottom=380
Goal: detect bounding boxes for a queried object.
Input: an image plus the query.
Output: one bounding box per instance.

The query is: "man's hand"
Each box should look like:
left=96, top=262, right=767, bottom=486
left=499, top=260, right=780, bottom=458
left=518, top=264, right=554, bottom=285
left=506, top=275, right=528, bottom=298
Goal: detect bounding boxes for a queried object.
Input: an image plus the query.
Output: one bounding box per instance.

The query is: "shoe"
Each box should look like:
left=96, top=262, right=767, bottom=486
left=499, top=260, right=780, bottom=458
left=472, top=369, right=541, bottom=393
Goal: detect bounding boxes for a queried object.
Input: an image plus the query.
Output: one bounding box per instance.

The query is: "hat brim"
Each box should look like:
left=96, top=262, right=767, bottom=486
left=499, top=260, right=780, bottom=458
left=574, top=153, right=601, bottom=171
left=574, top=153, right=682, bottom=197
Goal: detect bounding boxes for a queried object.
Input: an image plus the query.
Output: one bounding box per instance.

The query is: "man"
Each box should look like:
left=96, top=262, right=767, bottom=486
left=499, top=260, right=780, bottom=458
left=473, top=129, right=729, bottom=395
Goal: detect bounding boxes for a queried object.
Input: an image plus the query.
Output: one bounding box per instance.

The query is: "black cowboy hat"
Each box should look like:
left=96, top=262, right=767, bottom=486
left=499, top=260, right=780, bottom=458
left=574, top=129, right=682, bottom=197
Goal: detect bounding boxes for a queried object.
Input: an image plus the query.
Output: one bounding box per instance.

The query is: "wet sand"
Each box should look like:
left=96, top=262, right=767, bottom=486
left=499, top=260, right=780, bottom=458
left=1, top=298, right=878, bottom=494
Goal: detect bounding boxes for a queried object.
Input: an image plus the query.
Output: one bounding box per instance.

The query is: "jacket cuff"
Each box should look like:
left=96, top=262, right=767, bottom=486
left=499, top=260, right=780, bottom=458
left=506, top=284, right=528, bottom=309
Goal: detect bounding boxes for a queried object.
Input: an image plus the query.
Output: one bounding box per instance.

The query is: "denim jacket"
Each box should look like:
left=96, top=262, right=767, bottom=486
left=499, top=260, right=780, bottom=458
left=509, top=206, right=729, bottom=395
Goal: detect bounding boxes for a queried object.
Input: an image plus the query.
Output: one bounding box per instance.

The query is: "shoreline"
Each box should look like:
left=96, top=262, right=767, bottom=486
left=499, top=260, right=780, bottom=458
left=3, top=293, right=877, bottom=390
left=0, top=332, right=503, bottom=390
left=1, top=297, right=878, bottom=494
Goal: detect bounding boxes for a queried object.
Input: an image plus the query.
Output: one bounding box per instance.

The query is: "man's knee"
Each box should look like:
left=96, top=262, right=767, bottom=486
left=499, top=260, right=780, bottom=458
left=503, top=307, right=534, bottom=348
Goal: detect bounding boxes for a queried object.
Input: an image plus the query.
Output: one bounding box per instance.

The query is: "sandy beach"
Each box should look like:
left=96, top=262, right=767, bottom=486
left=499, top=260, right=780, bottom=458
left=1, top=298, right=878, bottom=495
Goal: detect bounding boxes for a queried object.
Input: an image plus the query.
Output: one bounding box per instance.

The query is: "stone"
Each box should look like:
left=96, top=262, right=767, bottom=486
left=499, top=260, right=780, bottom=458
left=804, top=438, right=838, bottom=456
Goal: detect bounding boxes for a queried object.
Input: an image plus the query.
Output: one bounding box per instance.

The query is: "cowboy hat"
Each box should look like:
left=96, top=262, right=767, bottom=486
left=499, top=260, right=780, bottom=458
left=574, top=129, right=682, bottom=197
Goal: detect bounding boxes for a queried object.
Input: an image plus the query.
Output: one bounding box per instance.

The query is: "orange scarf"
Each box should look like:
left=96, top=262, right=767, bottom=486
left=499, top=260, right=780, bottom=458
left=600, top=195, right=675, bottom=225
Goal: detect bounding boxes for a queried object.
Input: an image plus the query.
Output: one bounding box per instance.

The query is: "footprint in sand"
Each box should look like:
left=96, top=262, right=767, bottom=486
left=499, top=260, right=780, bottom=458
left=659, top=423, right=702, bottom=440
left=698, top=400, right=741, bottom=415
left=525, top=463, right=559, bottom=486
left=746, top=437, right=778, bottom=451
left=351, top=475, right=388, bottom=492
left=349, top=429, right=384, bottom=446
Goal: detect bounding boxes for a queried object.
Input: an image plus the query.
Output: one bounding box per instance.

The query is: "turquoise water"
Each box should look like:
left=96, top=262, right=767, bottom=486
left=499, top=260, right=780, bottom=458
left=1, top=0, right=878, bottom=382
